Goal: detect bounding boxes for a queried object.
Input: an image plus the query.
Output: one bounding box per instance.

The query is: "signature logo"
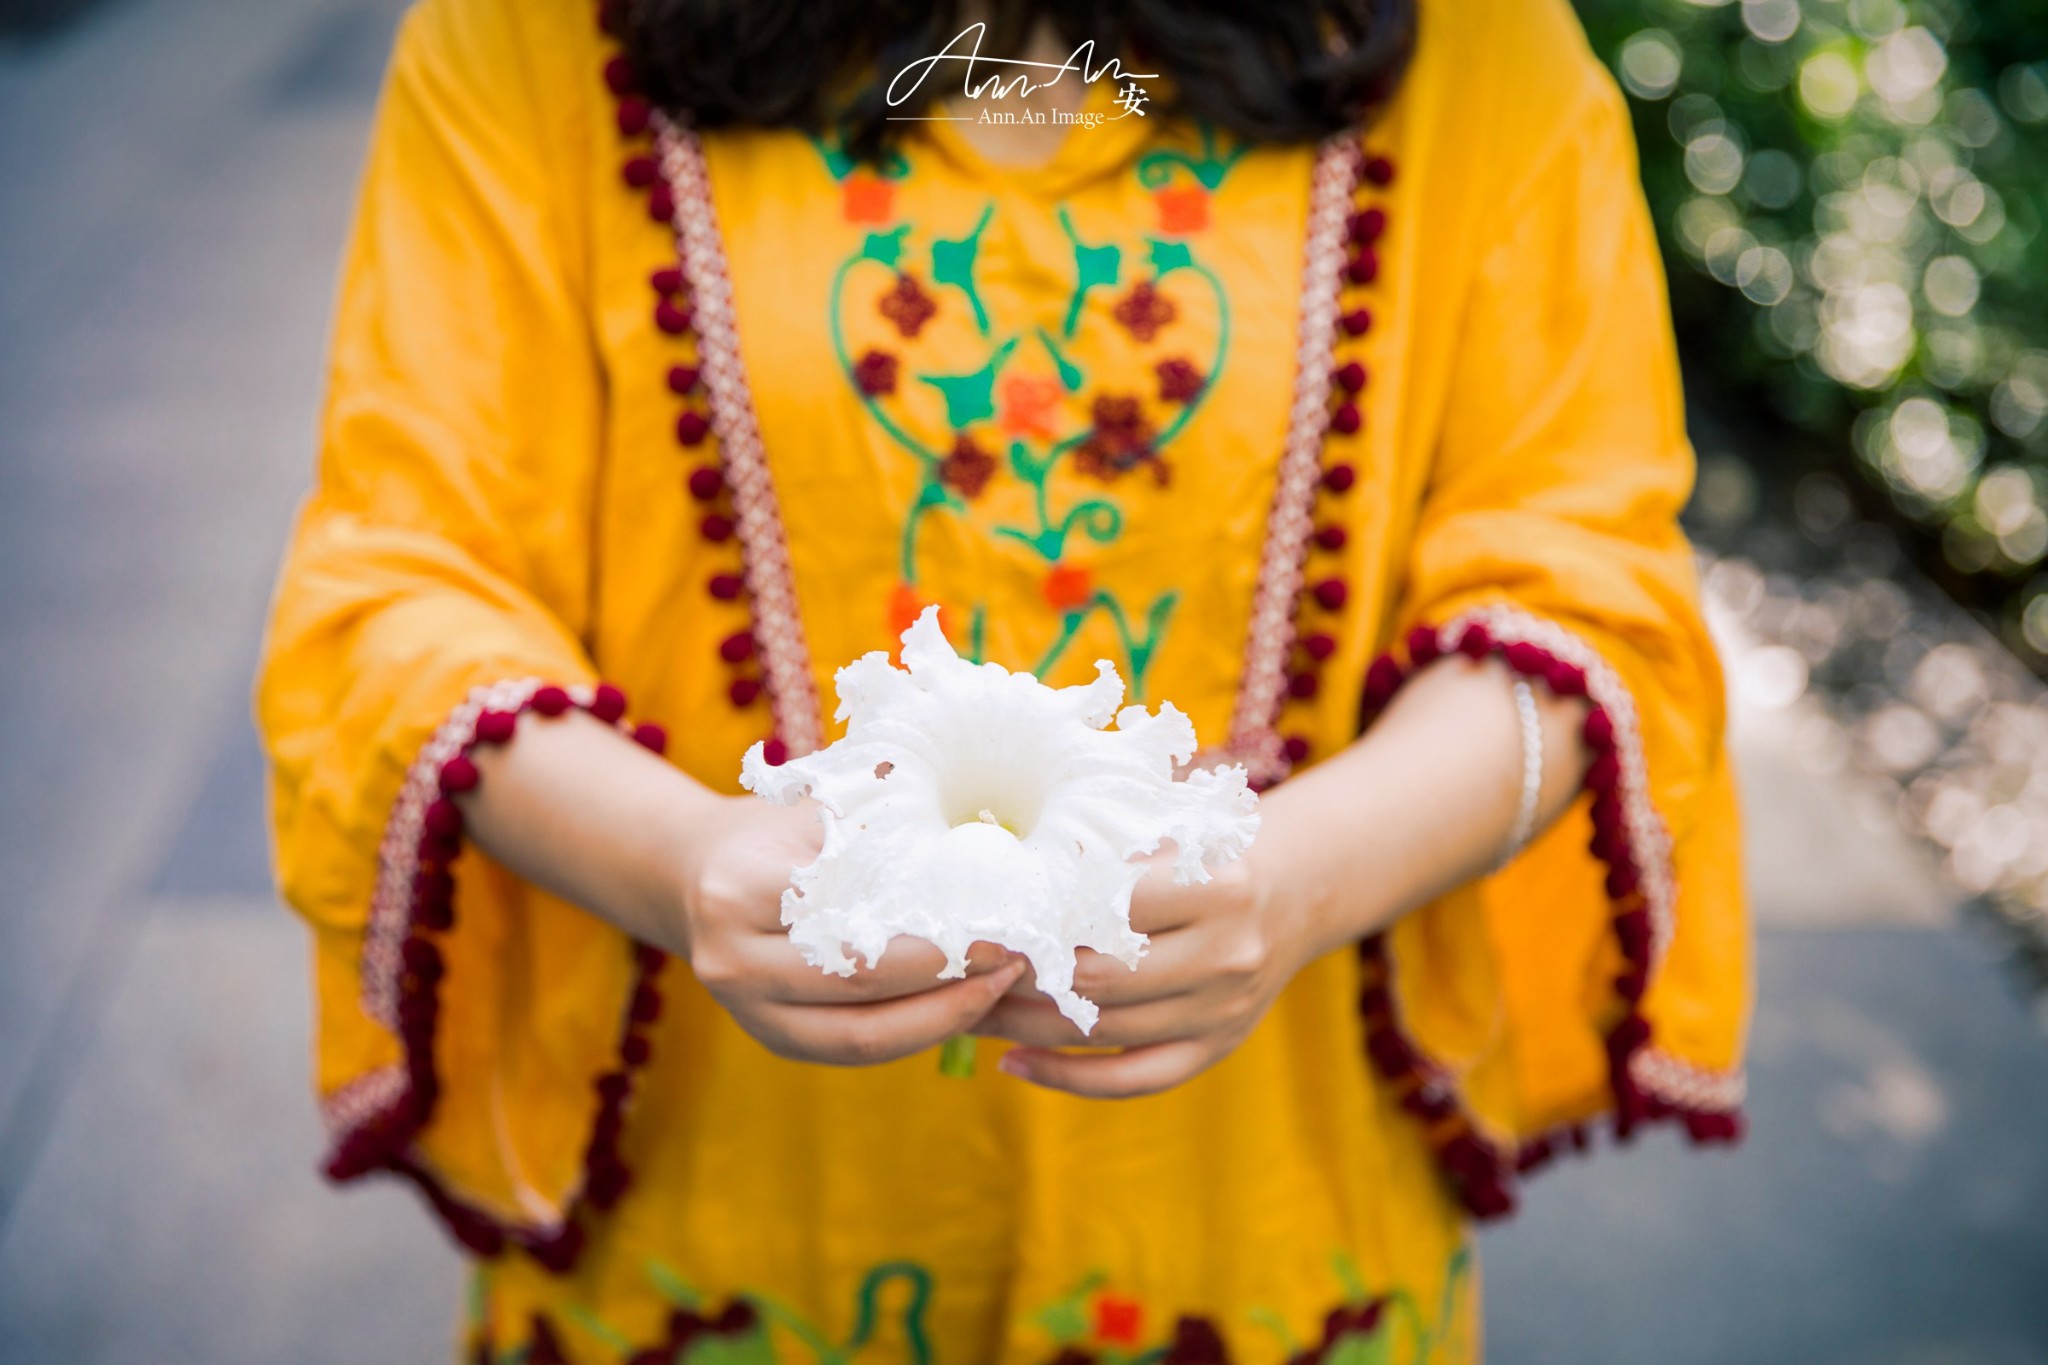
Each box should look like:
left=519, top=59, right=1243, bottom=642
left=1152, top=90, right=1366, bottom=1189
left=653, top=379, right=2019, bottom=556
left=886, top=22, right=1158, bottom=126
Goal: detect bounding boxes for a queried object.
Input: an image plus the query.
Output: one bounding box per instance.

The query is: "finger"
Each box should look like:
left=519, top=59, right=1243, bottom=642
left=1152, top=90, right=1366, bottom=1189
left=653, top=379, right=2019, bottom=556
left=751, top=935, right=1013, bottom=1005
left=1128, top=861, right=1246, bottom=936
left=764, top=960, right=1027, bottom=1067
left=973, top=992, right=1218, bottom=1051
left=1124, top=864, right=1199, bottom=935
left=968, top=995, right=1092, bottom=1047
left=1066, top=924, right=1219, bottom=1006
left=996, top=1038, right=1216, bottom=1099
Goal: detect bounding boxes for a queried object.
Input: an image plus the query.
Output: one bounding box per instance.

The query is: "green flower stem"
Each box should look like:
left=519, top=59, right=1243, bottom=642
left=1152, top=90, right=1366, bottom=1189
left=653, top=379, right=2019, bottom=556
left=938, top=1034, right=978, bottom=1077
left=753, top=1293, right=845, bottom=1364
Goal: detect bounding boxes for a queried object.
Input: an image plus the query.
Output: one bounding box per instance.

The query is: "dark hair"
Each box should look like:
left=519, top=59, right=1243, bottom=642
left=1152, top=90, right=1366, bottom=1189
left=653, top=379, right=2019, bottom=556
left=624, top=0, right=1418, bottom=163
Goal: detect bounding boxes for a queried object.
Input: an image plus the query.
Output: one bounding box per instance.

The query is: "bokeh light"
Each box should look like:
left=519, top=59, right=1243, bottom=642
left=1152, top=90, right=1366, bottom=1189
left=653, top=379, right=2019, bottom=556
left=1578, top=0, right=2048, bottom=666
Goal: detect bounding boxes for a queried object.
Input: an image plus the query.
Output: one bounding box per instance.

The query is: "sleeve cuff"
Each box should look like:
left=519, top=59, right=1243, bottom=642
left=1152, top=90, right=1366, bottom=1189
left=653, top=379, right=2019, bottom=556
left=317, top=678, right=672, bottom=1272
left=1355, top=605, right=1745, bottom=1220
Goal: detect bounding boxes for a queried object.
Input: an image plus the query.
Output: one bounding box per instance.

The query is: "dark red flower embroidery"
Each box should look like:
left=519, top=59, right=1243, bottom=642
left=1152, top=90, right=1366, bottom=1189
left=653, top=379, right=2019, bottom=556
left=853, top=349, right=899, bottom=396
left=1275, top=1300, right=1390, bottom=1365
left=1155, top=357, right=1205, bottom=403
left=939, top=433, right=998, bottom=498
left=1074, top=394, right=1168, bottom=486
left=1162, top=1316, right=1230, bottom=1364
left=1112, top=278, right=1178, bottom=342
left=879, top=272, right=938, bottom=338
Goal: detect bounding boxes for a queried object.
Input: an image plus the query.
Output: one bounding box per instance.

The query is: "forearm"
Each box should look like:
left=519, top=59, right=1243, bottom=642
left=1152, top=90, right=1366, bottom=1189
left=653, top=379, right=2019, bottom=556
left=1257, top=655, right=1591, bottom=959
left=454, top=708, right=717, bottom=951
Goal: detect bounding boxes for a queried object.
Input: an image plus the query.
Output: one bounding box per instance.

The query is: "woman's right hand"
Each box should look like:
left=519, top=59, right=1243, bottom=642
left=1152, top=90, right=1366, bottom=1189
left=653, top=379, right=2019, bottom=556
left=668, top=794, right=1024, bottom=1067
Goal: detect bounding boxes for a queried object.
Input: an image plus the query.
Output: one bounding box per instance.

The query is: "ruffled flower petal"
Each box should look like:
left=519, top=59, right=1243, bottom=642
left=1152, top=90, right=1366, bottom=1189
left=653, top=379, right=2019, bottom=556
left=740, top=608, right=1260, bottom=1032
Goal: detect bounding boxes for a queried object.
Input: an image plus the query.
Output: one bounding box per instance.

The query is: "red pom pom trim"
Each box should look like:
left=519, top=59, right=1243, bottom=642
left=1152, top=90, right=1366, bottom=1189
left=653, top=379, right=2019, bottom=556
left=322, top=679, right=675, bottom=1272
left=437, top=755, right=479, bottom=795
left=654, top=300, right=691, bottom=335
left=602, top=55, right=639, bottom=96
left=615, top=97, right=651, bottom=137
left=1347, top=617, right=1744, bottom=1220
left=590, top=683, right=628, bottom=724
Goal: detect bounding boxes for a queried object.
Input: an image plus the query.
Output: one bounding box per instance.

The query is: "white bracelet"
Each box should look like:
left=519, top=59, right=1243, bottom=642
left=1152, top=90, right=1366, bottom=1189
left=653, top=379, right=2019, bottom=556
left=1501, top=678, right=1543, bottom=867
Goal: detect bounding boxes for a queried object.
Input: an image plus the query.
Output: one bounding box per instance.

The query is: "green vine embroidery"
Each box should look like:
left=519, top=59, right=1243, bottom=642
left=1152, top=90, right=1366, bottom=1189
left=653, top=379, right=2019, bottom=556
left=497, top=1260, right=936, bottom=1365
left=818, top=138, right=1246, bottom=694
left=1030, top=1246, right=1474, bottom=1365
left=486, top=1246, right=1470, bottom=1364
left=1135, top=123, right=1250, bottom=192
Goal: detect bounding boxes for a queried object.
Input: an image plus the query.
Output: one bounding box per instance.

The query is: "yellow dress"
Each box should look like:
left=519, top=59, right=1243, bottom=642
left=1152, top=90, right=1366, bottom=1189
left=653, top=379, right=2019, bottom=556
left=255, top=0, right=1750, bottom=1359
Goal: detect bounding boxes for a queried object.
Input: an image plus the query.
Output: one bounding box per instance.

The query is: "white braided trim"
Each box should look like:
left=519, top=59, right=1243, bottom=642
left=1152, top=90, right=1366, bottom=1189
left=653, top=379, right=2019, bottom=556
left=318, top=1062, right=407, bottom=1139
left=652, top=114, right=824, bottom=758
left=1440, top=603, right=1746, bottom=1114
left=1631, top=1046, right=1748, bottom=1110
left=1221, top=135, right=1361, bottom=787
left=360, top=678, right=572, bottom=1028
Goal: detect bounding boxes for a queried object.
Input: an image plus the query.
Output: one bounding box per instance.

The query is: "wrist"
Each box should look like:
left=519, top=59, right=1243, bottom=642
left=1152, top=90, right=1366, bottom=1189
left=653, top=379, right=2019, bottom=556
left=1244, top=796, right=1357, bottom=971
left=646, top=780, right=729, bottom=956
left=1249, top=753, right=1407, bottom=959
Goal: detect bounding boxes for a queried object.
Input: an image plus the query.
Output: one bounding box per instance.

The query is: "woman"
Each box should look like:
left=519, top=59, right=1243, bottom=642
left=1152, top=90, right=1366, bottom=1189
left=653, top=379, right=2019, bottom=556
left=256, top=0, right=1750, bottom=1359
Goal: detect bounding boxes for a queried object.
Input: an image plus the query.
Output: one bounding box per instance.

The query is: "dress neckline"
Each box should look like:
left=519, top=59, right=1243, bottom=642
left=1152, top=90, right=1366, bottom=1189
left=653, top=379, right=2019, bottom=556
left=915, top=76, right=1159, bottom=199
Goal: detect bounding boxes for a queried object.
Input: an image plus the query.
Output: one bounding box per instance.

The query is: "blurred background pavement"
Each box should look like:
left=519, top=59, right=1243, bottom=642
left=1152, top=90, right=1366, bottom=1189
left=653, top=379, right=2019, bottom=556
left=0, top=0, right=2043, bottom=1361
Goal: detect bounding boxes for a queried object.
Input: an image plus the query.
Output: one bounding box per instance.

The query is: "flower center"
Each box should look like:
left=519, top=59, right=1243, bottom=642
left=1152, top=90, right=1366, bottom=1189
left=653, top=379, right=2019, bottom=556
left=939, top=775, right=1045, bottom=839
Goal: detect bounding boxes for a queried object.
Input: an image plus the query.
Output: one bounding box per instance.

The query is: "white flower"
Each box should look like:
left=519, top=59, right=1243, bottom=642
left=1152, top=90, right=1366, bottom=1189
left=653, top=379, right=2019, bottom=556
left=740, top=607, right=1260, bottom=1033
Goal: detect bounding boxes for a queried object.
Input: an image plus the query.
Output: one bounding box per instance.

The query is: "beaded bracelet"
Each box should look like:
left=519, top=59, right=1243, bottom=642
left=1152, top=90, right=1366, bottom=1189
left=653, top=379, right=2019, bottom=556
left=1501, top=678, right=1543, bottom=866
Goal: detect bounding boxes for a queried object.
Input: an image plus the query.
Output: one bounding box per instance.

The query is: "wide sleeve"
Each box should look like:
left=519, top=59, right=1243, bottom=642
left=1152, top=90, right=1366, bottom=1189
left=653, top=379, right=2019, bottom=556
left=1353, top=71, right=1751, bottom=1217
left=255, top=0, right=663, bottom=1269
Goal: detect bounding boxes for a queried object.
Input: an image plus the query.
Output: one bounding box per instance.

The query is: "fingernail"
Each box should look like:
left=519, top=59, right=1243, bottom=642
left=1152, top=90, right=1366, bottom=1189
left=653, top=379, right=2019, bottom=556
left=997, top=1052, right=1027, bottom=1079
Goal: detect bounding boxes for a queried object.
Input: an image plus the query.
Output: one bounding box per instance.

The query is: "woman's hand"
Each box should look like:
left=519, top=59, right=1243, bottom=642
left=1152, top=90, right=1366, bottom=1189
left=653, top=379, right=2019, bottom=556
left=971, top=849, right=1317, bottom=1099
left=971, top=654, right=1590, bottom=1101
left=461, top=710, right=1021, bottom=1070
left=669, top=795, right=1026, bottom=1068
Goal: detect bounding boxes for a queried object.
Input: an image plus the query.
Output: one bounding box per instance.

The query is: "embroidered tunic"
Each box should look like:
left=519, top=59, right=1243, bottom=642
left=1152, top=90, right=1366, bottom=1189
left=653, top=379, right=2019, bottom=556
left=255, top=0, right=1751, bottom=1359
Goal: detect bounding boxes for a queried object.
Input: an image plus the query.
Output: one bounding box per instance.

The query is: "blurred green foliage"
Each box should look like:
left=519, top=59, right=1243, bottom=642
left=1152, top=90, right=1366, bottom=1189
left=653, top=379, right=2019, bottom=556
left=1572, top=0, right=2048, bottom=656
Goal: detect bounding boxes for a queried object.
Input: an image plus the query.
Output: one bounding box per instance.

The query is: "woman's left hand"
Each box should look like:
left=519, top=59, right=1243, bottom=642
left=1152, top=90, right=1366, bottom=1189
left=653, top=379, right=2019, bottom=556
left=972, top=849, right=1319, bottom=1099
